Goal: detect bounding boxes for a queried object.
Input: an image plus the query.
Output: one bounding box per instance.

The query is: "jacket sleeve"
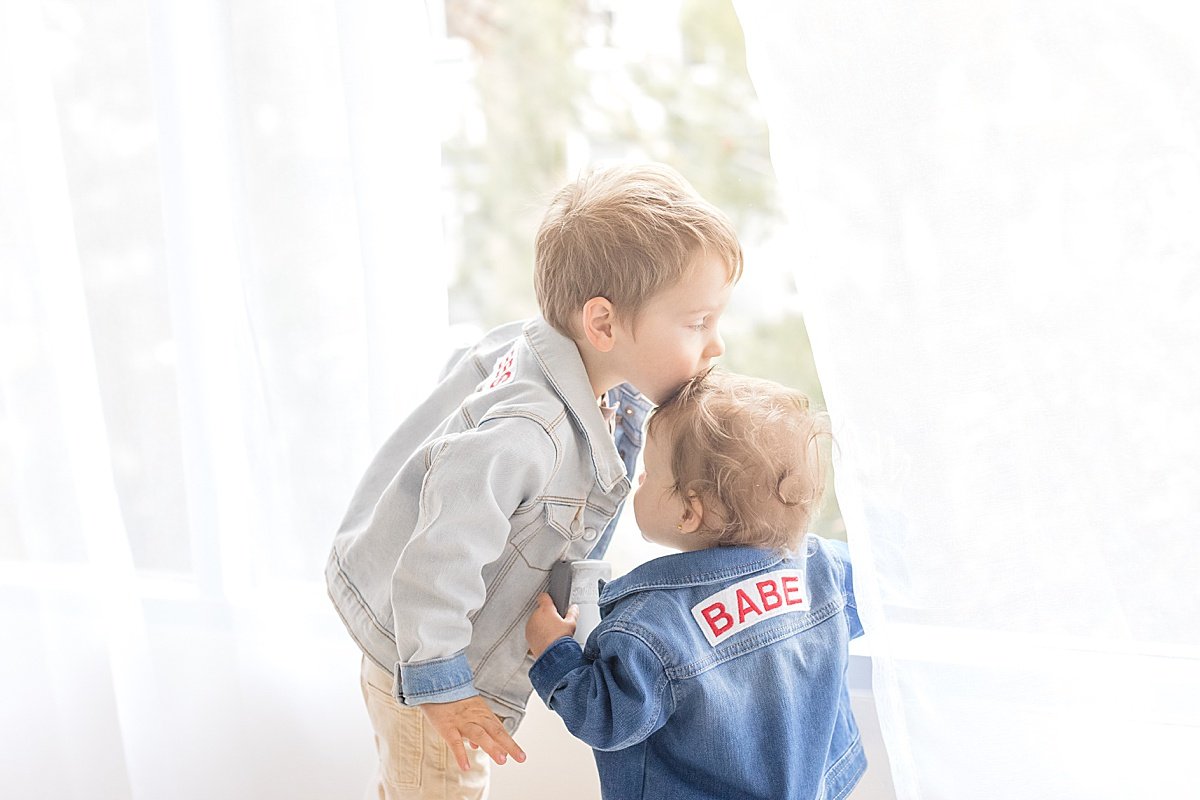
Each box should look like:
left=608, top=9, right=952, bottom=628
left=394, top=415, right=557, bottom=704
left=528, top=630, right=674, bottom=752
left=825, top=538, right=864, bottom=640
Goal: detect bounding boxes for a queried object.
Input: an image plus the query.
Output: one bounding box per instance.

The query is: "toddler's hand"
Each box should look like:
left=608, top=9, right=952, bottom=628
left=525, top=593, right=578, bottom=658
left=420, top=696, right=526, bottom=771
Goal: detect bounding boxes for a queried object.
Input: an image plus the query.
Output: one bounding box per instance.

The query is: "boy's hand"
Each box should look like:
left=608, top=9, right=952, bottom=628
left=525, top=593, right=579, bottom=658
left=420, top=697, right=526, bottom=771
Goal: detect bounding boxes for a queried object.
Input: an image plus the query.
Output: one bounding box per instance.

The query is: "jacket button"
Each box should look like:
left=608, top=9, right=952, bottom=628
left=582, top=527, right=598, bottom=541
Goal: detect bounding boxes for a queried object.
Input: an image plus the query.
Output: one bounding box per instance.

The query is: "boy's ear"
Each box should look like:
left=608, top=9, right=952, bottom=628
left=580, top=297, right=617, bottom=353
left=680, top=492, right=705, bottom=535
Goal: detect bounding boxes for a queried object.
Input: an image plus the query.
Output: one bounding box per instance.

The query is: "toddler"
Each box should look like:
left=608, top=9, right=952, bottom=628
left=526, top=369, right=865, bottom=800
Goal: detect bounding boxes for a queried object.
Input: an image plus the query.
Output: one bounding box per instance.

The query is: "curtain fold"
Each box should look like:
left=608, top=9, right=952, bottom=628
left=735, top=2, right=1200, bottom=797
left=1, top=1, right=446, bottom=797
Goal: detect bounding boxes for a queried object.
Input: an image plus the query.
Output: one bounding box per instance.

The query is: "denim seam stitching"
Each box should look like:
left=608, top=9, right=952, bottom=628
left=402, top=652, right=474, bottom=697
left=600, top=556, right=785, bottom=605
left=541, top=495, right=588, bottom=504
left=825, top=734, right=865, bottom=800
left=523, top=328, right=622, bottom=491
left=466, top=544, right=524, bottom=627
left=595, top=626, right=673, bottom=745
left=330, top=547, right=398, bottom=644
left=479, top=408, right=553, bottom=429
left=326, top=585, right=393, bottom=676
left=476, top=583, right=550, bottom=672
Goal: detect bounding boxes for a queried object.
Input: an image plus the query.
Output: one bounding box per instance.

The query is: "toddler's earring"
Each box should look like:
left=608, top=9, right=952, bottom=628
left=676, top=523, right=683, bottom=530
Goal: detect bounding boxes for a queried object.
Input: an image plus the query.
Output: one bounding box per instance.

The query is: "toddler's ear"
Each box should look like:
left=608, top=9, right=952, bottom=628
left=580, top=297, right=616, bottom=353
left=680, top=492, right=705, bottom=534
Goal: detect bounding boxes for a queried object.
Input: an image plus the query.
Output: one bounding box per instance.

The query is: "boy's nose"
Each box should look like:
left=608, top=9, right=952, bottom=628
left=705, top=331, right=725, bottom=359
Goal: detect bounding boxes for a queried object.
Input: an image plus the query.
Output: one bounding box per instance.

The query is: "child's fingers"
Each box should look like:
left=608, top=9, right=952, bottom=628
left=535, top=592, right=557, bottom=614
left=447, top=736, right=471, bottom=772
left=463, top=719, right=526, bottom=766
left=564, top=604, right=579, bottom=624
left=464, top=726, right=508, bottom=766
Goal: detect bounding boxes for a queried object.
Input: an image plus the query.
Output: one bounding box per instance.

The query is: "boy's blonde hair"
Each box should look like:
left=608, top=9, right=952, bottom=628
left=534, top=163, right=743, bottom=337
left=648, top=369, right=831, bottom=553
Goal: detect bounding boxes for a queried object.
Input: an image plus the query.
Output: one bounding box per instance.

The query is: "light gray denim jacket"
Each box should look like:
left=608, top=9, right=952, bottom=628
left=326, top=318, right=650, bottom=729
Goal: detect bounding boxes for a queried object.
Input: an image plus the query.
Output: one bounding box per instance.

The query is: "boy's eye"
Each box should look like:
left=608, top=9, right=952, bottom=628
left=689, top=320, right=708, bottom=331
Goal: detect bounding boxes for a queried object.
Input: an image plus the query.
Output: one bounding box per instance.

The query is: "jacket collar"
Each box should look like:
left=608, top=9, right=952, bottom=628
left=604, top=383, right=651, bottom=446
left=600, top=546, right=786, bottom=609
left=523, top=318, right=638, bottom=492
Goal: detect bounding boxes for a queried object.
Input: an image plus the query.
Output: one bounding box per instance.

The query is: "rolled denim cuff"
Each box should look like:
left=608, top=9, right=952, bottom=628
left=398, top=650, right=477, bottom=705
left=529, top=636, right=586, bottom=705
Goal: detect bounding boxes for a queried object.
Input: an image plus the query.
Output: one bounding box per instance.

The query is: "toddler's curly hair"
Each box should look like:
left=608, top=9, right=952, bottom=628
left=648, top=369, right=832, bottom=552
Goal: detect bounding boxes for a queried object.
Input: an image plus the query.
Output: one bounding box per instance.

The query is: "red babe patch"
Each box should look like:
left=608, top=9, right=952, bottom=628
left=690, top=569, right=808, bottom=646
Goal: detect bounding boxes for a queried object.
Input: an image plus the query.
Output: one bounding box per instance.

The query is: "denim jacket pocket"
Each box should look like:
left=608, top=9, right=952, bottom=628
left=543, top=500, right=588, bottom=541
left=510, top=500, right=585, bottom=569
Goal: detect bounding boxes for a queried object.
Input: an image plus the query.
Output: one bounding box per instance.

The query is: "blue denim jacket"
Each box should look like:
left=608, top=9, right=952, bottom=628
left=529, top=536, right=865, bottom=800
left=326, top=319, right=650, bottom=729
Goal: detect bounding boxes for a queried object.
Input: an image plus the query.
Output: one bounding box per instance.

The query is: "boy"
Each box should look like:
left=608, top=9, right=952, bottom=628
left=326, top=163, right=743, bottom=798
left=525, top=370, right=866, bottom=800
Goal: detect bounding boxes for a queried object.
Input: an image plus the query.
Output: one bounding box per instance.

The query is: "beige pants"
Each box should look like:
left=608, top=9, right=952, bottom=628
left=360, top=657, right=491, bottom=800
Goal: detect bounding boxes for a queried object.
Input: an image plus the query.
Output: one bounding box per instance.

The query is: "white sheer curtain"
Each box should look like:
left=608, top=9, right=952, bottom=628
left=1, top=1, right=444, bottom=797
left=736, top=2, right=1199, bottom=798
